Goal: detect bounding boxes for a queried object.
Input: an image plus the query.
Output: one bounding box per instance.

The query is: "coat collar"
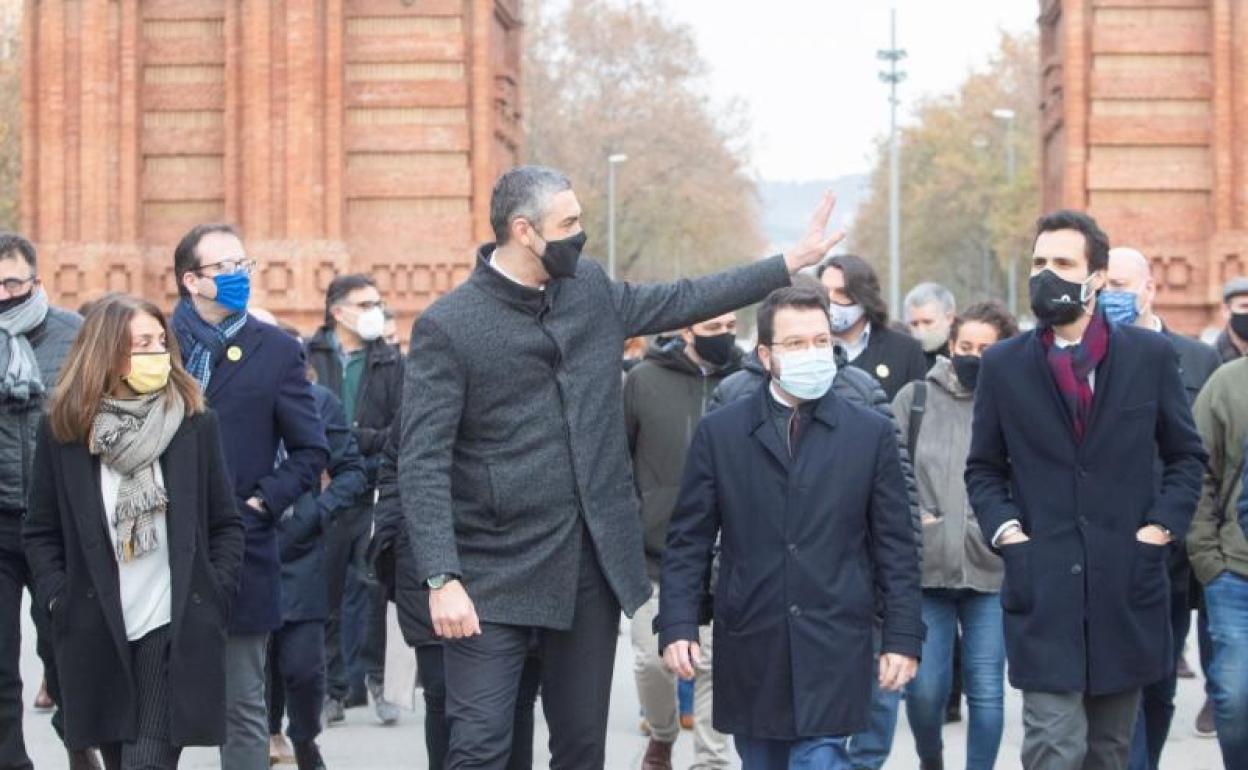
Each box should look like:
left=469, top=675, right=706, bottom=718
left=205, top=317, right=266, bottom=400
left=747, top=379, right=840, bottom=468
left=1024, top=322, right=1121, bottom=446
left=470, top=243, right=554, bottom=315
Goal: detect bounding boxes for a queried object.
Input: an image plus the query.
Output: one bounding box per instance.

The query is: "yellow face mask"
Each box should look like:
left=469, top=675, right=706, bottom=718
left=124, top=352, right=172, bottom=394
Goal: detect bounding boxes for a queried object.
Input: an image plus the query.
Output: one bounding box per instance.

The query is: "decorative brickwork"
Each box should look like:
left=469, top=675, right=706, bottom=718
left=1041, top=0, right=1246, bottom=332
left=21, top=0, right=522, bottom=335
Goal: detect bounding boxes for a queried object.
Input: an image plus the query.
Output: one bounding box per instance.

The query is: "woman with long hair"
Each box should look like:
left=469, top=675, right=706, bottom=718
left=23, top=293, right=244, bottom=769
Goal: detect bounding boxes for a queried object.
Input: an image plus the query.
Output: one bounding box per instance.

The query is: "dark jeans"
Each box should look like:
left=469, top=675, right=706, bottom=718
left=0, top=513, right=61, bottom=770
left=735, top=736, right=851, bottom=770
left=905, top=589, right=1005, bottom=770
left=325, top=503, right=370, bottom=701
left=267, top=620, right=327, bottom=745
left=847, top=633, right=902, bottom=770
left=1128, top=593, right=1190, bottom=770
left=442, top=538, right=619, bottom=769
left=417, top=644, right=540, bottom=770
left=359, top=579, right=388, bottom=689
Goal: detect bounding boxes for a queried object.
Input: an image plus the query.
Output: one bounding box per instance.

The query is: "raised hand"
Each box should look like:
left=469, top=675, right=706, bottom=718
left=782, top=190, right=847, bottom=273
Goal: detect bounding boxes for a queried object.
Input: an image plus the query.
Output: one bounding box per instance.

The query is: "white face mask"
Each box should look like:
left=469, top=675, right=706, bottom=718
left=354, top=307, right=386, bottom=342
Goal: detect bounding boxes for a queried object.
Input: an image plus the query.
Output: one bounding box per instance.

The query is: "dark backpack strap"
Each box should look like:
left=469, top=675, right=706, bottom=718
left=907, top=381, right=927, bottom=457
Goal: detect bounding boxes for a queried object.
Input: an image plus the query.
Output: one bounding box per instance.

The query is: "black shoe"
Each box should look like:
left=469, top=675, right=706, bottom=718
left=323, top=696, right=346, bottom=726
left=294, top=741, right=327, bottom=770
left=68, top=749, right=102, bottom=770
left=1195, top=697, right=1216, bottom=737
left=944, top=703, right=962, bottom=724
left=343, top=689, right=368, bottom=709
left=1176, top=655, right=1197, bottom=679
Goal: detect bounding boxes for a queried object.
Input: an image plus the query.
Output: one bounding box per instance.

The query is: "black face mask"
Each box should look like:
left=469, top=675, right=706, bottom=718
left=951, top=354, right=981, bottom=392
left=0, top=291, right=32, bottom=315
left=1029, top=269, right=1090, bottom=327
left=1231, top=312, right=1248, bottom=342
left=536, top=230, right=588, bottom=280
left=692, top=332, right=736, bottom=367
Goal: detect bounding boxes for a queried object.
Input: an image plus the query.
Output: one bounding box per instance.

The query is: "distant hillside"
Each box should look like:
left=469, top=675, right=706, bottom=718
left=759, top=175, right=869, bottom=254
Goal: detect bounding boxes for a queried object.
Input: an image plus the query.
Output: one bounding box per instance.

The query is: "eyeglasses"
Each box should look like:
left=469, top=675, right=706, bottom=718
left=194, top=258, right=256, bottom=276
left=769, top=336, right=835, bottom=353
left=0, top=276, right=35, bottom=295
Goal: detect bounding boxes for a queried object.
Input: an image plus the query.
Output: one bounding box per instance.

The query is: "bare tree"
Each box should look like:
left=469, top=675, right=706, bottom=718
left=523, top=0, right=765, bottom=283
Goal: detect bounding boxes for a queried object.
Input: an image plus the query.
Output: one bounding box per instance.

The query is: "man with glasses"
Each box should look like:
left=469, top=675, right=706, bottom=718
left=170, top=224, right=328, bottom=770
left=0, top=233, right=90, bottom=769
left=305, top=274, right=404, bottom=726
left=660, top=284, right=922, bottom=769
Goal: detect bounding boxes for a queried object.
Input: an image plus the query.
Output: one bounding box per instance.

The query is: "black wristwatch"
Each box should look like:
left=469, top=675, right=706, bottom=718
left=426, top=573, right=460, bottom=590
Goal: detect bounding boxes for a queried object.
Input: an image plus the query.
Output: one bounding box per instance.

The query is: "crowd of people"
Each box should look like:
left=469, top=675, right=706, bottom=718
left=0, top=163, right=1246, bottom=770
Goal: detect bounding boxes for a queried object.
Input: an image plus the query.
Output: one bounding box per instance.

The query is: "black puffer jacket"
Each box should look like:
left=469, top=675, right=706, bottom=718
left=0, top=306, right=81, bottom=513
left=710, top=348, right=922, bottom=552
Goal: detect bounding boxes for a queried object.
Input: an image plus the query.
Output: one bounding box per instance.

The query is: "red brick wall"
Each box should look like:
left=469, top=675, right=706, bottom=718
left=21, top=0, right=522, bottom=337
left=1042, top=0, right=1247, bottom=334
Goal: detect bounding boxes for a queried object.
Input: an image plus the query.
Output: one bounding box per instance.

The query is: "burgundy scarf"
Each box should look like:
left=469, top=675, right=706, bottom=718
left=1040, top=310, right=1111, bottom=443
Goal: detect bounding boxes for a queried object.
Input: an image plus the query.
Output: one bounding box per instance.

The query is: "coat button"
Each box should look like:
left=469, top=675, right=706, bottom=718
left=1071, top=564, right=1083, bottom=575
left=192, top=592, right=202, bottom=605
left=1079, top=516, right=1089, bottom=526
left=789, top=604, right=801, bottom=617
left=787, top=544, right=798, bottom=555
left=85, top=587, right=95, bottom=599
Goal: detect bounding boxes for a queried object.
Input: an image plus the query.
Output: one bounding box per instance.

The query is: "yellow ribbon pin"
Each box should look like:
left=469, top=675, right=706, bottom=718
left=226, top=345, right=243, bottom=362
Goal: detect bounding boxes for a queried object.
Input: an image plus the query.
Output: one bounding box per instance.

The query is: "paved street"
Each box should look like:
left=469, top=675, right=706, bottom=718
left=18, top=597, right=1223, bottom=769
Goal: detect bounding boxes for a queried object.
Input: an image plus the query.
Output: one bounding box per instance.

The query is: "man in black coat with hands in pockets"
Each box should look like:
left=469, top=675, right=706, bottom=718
left=965, top=210, right=1206, bottom=770
left=399, top=165, right=846, bottom=769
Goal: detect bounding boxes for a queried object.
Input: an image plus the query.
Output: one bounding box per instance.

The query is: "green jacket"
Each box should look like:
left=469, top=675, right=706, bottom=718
left=1186, top=358, right=1248, bottom=583
left=624, top=337, right=740, bottom=581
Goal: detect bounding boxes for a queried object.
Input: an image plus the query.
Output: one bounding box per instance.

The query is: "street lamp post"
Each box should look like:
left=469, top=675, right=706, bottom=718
left=992, top=108, right=1017, bottom=315
left=878, top=9, right=907, bottom=318
left=607, top=153, right=628, bottom=280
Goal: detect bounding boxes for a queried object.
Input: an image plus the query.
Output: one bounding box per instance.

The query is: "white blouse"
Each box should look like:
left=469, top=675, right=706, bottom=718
left=101, top=463, right=172, bottom=641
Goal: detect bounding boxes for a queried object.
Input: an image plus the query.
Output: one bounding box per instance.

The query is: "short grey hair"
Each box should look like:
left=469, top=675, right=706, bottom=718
left=490, top=165, right=574, bottom=245
left=903, top=282, right=956, bottom=320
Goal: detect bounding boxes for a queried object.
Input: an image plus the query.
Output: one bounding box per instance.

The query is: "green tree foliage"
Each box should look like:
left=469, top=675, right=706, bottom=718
left=850, top=31, right=1039, bottom=313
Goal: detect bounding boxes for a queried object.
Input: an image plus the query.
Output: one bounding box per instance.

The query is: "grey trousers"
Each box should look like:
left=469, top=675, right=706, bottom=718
left=1022, top=690, right=1141, bottom=770
left=220, top=633, right=270, bottom=770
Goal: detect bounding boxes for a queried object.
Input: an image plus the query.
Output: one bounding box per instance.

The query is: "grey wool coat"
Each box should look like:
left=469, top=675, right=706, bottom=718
left=399, top=244, right=792, bottom=629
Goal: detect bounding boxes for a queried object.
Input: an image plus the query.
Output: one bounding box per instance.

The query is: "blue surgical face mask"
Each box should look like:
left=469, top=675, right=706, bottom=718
left=212, top=271, right=251, bottom=313
left=773, top=347, right=837, bottom=401
left=1099, top=289, right=1139, bottom=326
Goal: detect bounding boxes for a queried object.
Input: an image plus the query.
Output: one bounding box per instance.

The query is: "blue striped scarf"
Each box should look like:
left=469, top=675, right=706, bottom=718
left=171, top=299, right=247, bottom=390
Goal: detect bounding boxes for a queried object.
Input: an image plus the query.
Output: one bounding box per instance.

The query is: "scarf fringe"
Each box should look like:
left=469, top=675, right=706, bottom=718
left=115, top=524, right=160, bottom=563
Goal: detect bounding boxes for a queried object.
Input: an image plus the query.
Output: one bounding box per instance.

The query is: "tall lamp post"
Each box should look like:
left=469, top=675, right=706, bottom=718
left=607, top=153, right=628, bottom=280
left=992, top=108, right=1017, bottom=315
left=878, top=8, right=907, bottom=318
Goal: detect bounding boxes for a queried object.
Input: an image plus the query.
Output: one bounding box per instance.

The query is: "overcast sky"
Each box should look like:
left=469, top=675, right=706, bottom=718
left=661, top=0, right=1039, bottom=182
